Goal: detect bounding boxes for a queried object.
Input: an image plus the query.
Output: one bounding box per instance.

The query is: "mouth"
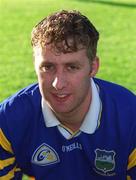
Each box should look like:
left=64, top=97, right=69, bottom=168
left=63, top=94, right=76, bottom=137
left=51, top=93, right=70, bottom=102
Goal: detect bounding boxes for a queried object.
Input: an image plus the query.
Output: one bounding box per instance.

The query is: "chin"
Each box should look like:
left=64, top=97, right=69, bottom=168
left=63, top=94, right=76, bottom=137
left=51, top=106, right=72, bottom=114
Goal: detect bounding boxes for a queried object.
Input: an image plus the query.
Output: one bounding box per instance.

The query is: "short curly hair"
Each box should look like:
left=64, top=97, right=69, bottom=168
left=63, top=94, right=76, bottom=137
left=31, top=10, right=99, bottom=60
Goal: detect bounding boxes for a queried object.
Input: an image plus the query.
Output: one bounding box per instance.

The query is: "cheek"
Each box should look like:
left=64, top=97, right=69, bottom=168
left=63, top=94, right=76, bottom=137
left=79, top=77, right=90, bottom=91
left=75, top=70, right=90, bottom=82
left=38, top=78, right=50, bottom=100
left=71, top=74, right=90, bottom=91
left=38, top=73, right=53, bottom=90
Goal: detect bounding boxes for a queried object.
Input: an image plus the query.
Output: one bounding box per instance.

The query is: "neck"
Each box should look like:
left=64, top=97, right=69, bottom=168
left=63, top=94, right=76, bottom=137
left=53, top=91, right=92, bottom=132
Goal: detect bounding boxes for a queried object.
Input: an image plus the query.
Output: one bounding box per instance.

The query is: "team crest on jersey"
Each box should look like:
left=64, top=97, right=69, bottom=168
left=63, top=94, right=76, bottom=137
left=31, top=143, right=60, bottom=166
left=95, top=149, right=116, bottom=173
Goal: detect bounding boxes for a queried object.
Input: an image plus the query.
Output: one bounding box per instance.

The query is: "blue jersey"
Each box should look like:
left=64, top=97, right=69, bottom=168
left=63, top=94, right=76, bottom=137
left=0, top=78, right=136, bottom=180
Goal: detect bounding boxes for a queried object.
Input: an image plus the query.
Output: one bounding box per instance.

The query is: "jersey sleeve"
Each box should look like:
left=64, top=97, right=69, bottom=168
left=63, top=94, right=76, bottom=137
left=127, top=138, right=136, bottom=179
left=0, top=103, right=23, bottom=179
left=0, top=128, right=23, bottom=179
left=0, top=84, right=39, bottom=179
left=127, top=108, right=136, bottom=179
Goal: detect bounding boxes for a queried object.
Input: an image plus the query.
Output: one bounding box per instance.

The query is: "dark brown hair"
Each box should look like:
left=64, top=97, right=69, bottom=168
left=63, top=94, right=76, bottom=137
left=31, top=10, right=99, bottom=60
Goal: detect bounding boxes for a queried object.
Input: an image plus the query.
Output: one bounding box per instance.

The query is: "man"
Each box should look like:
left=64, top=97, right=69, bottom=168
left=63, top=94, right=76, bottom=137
left=0, top=10, right=136, bottom=180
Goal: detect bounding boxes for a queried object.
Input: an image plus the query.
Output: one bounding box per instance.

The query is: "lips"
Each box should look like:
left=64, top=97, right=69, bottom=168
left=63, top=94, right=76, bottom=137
left=55, top=94, right=67, bottom=98
left=51, top=93, right=70, bottom=102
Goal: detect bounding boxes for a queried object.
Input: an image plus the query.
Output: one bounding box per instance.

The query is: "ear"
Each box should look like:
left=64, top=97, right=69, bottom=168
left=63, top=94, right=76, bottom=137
left=89, top=56, right=99, bottom=77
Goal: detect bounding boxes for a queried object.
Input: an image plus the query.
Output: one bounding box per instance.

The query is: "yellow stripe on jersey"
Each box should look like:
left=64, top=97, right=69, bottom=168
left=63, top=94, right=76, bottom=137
left=0, top=128, right=13, bottom=154
left=0, top=166, right=21, bottom=180
left=127, top=148, right=136, bottom=170
left=59, top=124, right=81, bottom=139
left=59, top=124, right=73, bottom=135
left=15, top=168, right=21, bottom=172
left=127, top=175, right=132, bottom=180
left=0, top=157, right=15, bottom=170
left=97, top=99, right=102, bottom=128
left=68, top=130, right=81, bottom=139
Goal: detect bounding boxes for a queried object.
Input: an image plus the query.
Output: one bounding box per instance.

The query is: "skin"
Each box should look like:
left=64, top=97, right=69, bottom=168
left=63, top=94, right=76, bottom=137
left=34, top=44, right=99, bottom=131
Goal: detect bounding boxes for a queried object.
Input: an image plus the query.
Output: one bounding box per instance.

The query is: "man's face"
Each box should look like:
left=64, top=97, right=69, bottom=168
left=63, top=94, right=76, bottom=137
left=34, top=44, right=99, bottom=117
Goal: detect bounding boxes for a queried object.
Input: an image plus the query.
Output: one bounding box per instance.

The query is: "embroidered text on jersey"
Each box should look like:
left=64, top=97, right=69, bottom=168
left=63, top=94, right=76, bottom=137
left=62, top=142, right=82, bottom=152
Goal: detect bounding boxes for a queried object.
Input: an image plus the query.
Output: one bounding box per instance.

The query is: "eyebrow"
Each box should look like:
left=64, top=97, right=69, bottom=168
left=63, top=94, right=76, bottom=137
left=40, top=56, right=86, bottom=67
left=65, top=61, right=82, bottom=66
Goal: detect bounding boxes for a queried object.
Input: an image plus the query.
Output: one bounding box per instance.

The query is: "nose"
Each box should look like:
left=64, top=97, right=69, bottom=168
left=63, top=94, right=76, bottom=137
left=52, top=76, right=67, bottom=90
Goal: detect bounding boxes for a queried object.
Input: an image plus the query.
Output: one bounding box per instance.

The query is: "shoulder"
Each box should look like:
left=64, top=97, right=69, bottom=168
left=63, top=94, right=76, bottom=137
left=94, top=78, right=136, bottom=124
left=94, top=78, right=136, bottom=103
left=0, top=83, right=42, bottom=144
left=0, top=83, right=41, bottom=112
left=94, top=78, right=136, bottom=132
left=94, top=78, right=136, bottom=133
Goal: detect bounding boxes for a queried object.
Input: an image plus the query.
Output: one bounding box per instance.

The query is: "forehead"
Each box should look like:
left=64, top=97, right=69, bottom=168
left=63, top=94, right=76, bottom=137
left=34, top=44, right=89, bottom=63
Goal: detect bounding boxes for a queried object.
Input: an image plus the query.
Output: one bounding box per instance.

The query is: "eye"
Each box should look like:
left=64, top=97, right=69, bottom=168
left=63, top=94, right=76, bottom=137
left=40, top=63, right=54, bottom=72
left=67, top=64, right=80, bottom=71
